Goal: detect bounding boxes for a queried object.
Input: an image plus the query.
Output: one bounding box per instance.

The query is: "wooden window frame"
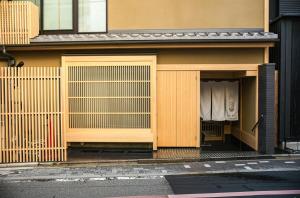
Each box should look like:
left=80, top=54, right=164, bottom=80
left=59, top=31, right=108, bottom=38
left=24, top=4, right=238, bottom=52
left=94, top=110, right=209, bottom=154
left=61, top=55, right=157, bottom=150
left=40, top=0, right=108, bottom=34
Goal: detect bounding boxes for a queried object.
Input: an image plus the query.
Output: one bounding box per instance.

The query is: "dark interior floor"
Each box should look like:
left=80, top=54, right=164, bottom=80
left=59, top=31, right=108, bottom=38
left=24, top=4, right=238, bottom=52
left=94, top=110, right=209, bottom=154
left=201, top=135, right=254, bottom=152
left=67, top=148, right=153, bottom=162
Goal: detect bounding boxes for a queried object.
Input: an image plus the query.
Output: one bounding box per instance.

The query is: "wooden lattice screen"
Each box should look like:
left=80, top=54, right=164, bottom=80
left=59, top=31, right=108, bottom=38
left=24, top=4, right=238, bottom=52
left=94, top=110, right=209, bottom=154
left=0, top=67, right=66, bottom=163
left=0, top=1, right=39, bottom=45
left=68, top=65, right=151, bottom=129
left=63, top=56, right=157, bottom=147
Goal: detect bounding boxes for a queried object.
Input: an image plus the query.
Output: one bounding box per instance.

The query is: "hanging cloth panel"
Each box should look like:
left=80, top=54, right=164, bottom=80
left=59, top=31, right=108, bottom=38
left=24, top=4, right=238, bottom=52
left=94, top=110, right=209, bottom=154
left=200, top=81, right=212, bottom=121
left=225, top=81, right=239, bottom=121
left=211, top=81, right=226, bottom=121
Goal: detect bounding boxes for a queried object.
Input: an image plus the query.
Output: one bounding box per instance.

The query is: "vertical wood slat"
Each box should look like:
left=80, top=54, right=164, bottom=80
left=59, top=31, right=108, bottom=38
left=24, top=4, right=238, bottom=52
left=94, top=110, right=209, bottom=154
left=0, top=67, right=65, bottom=163
left=8, top=68, right=12, bottom=162
left=0, top=68, right=3, bottom=163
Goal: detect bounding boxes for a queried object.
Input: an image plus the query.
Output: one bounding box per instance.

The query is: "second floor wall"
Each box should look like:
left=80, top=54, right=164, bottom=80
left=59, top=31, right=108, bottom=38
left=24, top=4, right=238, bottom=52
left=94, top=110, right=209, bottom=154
left=14, top=0, right=268, bottom=34
left=108, top=0, right=266, bottom=30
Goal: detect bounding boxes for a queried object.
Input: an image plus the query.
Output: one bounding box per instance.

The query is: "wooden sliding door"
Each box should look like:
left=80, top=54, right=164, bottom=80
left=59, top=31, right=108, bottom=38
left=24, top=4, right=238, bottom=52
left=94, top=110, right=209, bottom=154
left=157, top=71, right=200, bottom=147
left=62, top=56, right=157, bottom=148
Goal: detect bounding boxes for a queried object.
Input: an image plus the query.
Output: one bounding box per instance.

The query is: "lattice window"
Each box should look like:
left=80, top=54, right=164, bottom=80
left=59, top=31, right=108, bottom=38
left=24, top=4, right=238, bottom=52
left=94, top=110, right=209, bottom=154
left=62, top=56, right=156, bottom=144
left=67, top=65, right=151, bottom=129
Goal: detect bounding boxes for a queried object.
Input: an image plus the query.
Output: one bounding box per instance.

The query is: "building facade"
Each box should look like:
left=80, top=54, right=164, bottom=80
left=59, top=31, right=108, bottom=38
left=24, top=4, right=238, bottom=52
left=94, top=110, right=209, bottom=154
left=270, top=0, right=300, bottom=152
left=0, top=0, right=277, bottom=163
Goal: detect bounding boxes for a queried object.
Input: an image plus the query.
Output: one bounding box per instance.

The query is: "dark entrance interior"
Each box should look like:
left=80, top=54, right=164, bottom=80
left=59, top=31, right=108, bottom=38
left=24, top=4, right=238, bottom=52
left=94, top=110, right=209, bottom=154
left=200, top=121, right=254, bottom=152
left=199, top=71, right=258, bottom=153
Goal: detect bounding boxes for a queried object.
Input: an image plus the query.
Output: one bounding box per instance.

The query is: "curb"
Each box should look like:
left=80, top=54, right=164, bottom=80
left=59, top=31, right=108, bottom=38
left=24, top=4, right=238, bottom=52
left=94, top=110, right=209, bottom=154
left=0, top=153, right=300, bottom=168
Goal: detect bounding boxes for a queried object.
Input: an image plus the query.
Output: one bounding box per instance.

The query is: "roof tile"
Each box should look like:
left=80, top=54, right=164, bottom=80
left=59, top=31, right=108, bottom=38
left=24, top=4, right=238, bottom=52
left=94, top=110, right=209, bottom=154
left=31, top=31, right=278, bottom=43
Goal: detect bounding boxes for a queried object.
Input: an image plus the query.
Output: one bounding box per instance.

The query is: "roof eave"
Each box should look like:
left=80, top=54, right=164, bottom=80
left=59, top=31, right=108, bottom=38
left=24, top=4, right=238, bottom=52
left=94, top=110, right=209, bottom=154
left=27, top=38, right=279, bottom=46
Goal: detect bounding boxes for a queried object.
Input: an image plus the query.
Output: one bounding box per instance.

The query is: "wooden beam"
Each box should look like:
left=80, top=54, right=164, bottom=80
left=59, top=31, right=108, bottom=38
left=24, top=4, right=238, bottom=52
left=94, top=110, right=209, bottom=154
left=157, top=64, right=259, bottom=71
left=196, top=71, right=200, bottom=148
left=200, top=71, right=258, bottom=79
left=151, top=56, right=158, bottom=150
left=264, top=0, right=269, bottom=32
left=66, top=130, right=153, bottom=143
left=264, top=47, right=269, bottom=63
left=63, top=55, right=157, bottom=63
left=232, top=128, right=256, bottom=150
left=7, top=42, right=276, bottom=51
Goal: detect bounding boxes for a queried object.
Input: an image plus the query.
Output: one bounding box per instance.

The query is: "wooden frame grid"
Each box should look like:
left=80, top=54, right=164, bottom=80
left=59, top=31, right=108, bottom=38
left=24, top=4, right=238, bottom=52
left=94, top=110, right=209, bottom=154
left=0, top=1, right=39, bottom=45
left=0, top=67, right=65, bottom=163
left=62, top=56, right=157, bottom=149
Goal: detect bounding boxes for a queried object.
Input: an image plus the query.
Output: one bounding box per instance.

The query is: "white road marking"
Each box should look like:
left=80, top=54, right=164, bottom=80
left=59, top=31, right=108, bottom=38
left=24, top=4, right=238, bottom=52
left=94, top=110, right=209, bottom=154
left=162, top=170, right=168, bottom=173
left=184, top=165, right=191, bottom=169
left=55, top=178, right=81, bottom=182
left=205, top=167, right=300, bottom=174
left=89, top=177, right=106, bottom=181
left=117, top=177, right=136, bottom=180
left=235, top=164, right=245, bottom=166
left=244, top=166, right=253, bottom=170
left=247, top=162, right=258, bottom=165
left=204, top=164, right=211, bottom=168
left=284, top=161, right=296, bottom=164
left=259, top=161, right=269, bottom=163
left=215, top=161, right=226, bottom=164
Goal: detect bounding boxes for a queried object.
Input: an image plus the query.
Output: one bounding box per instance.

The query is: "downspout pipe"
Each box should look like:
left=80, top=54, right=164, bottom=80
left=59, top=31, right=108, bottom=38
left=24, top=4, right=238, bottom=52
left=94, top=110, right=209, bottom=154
left=0, top=45, right=16, bottom=66
left=0, top=45, right=24, bottom=67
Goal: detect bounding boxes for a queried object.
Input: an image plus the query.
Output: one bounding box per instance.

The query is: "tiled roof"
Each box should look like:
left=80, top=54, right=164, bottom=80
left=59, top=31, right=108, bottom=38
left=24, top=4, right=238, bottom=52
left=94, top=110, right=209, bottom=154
left=31, top=31, right=278, bottom=44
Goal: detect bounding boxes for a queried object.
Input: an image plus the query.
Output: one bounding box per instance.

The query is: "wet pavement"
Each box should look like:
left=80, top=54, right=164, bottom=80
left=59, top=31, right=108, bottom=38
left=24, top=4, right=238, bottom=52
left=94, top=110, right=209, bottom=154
left=0, top=158, right=300, bottom=182
left=0, top=158, right=300, bottom=198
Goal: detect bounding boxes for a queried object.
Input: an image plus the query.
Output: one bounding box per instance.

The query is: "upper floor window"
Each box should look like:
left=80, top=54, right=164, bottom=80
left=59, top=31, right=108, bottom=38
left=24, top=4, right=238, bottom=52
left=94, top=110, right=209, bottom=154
left=78, top=0, right=106, bottom=32
left=42, top=0, right=106, bottom=33
left=43, top=0, right=73, bottom=31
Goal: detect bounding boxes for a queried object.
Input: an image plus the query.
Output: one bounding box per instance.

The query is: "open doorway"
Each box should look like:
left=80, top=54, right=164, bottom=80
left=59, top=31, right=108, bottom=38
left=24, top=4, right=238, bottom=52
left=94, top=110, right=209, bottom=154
left=200, top=71, right=258, bottom=152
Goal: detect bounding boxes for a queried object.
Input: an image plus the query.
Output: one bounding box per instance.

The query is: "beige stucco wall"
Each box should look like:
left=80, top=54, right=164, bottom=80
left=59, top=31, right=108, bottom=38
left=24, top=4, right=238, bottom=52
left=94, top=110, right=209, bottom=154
left=0, top=48, right=264, bottom=67
left=108, top=0, right=264, bottom=30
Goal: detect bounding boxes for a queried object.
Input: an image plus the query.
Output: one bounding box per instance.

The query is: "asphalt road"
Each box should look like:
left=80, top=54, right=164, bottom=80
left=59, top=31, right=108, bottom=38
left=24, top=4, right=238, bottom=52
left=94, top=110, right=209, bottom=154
left=1, top=171, right=300, bottom=198
left=166, top=171, right=300, bottom=197
left=0, top=177, right=172, bottom=198
left=1, top=158, right=300, bottom=198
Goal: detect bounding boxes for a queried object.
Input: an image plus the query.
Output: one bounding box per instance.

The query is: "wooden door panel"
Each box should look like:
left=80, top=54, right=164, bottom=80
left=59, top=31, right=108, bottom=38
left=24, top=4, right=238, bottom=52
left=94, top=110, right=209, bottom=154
left=157, top=70, right=200, bottom=147
left=176, top=71, right=199, bottom=147
left=157, top=71, right=177, bottom=146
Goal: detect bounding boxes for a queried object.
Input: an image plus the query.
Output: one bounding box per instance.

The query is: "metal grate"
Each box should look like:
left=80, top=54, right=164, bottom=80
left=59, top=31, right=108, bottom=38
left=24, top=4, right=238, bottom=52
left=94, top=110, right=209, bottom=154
left=68, top=65, right=151, bottom=129
left=200, top=151, right=259, bottom=159
left=0, top=67, right=66, bottom=163
left=154, top=148, right=201, bottom=159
